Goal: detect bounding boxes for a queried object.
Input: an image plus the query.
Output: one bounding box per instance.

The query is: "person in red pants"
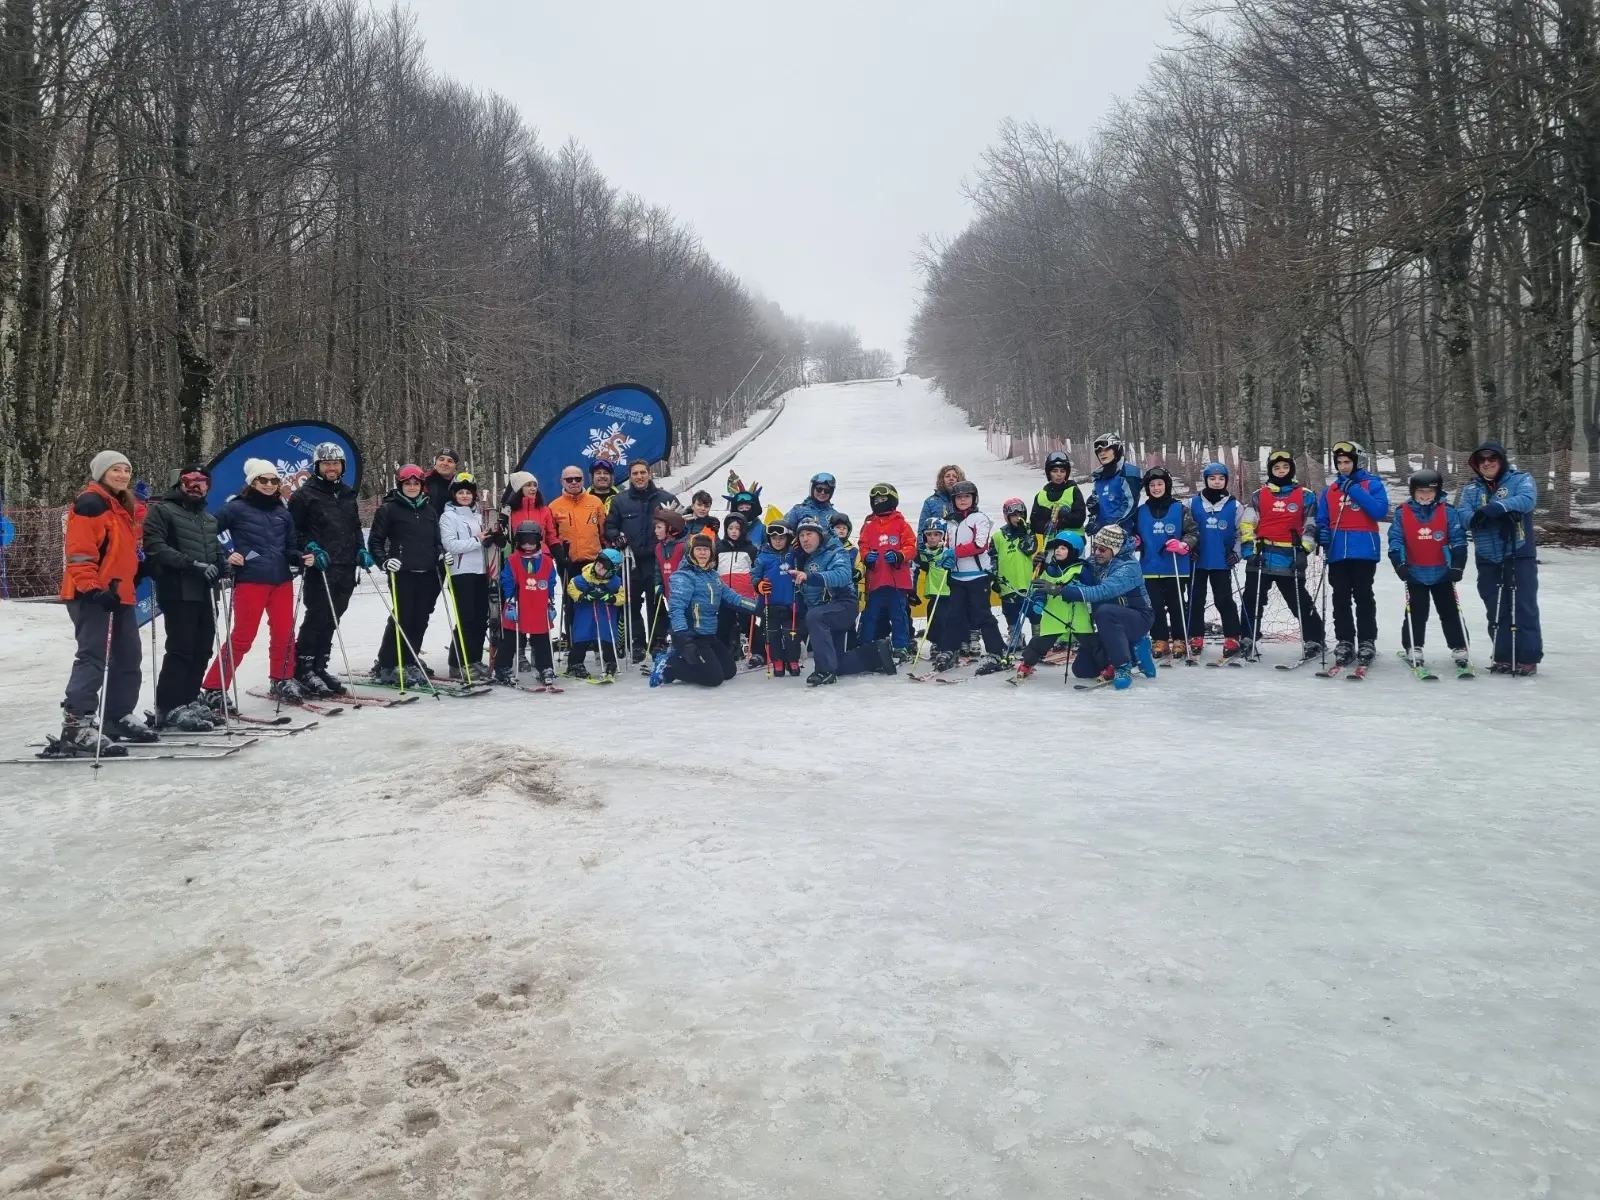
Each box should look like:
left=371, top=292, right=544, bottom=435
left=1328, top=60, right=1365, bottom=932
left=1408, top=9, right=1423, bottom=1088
left=201, top=458, right=314, bottom=709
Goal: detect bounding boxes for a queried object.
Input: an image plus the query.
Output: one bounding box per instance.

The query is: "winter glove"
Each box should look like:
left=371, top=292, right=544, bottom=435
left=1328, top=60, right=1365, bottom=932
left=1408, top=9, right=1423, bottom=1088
left=936, top=549, right=955, bottom=570
left=1060, top=586, right=1085, bottom=603
left=382, top=557, right=402, bottom=573
left=1035, top=580, right=1063, bottom=597
left=357, top=548, right=376, bottom=570
left=1226, top=548, right=1241, bottom=568
left=865, top=550, right=880, bottom=566
left=1317, top=527, right=1332, bottom=549
left=75, top=587, right=111, bottom=611
left=1163, top=538, right=1188, bottom=555
left=756, top=579, right=773, bottom=597
left=1085, top=494, right=1100, bottom=520
left=1293, top=545, right=1310, bottom=572
left=1390, top=557, right=1408, bottom=581
left=306, top=541, right=330, bottom=571
left=1301, top=532, right=1319, bottom=554
left=553, top=542, right=570, bottom=566
left=191, top=560, right=221, bottom=582
left=504, top=601, right=518, bottom=624
left=1471, top=501, right=1507, bottom=528
left=1239, top=541, right=1254, bottom=561
left=1449, top=564, right=1466, bottom=583
left=885, top=550, right=904, bottom=567
left=1019, top=534, right=1038, bottom=556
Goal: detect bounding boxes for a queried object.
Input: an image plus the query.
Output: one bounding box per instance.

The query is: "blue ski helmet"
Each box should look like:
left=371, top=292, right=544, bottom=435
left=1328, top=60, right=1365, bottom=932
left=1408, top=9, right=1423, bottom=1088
left=810, top=472, right=836, bottom=492
left=1049, top=529, right=1086, bottom=562
left=597, top=547, right=624, bottom=573
left=1201, top=461, right=1229, bottom=482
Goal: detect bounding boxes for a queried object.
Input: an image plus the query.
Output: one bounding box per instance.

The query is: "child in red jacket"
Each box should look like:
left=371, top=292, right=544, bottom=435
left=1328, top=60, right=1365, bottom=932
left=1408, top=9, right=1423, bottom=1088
left=494, top=522, right=559, bottom=686
left=858, top=483, right=917, bottom=661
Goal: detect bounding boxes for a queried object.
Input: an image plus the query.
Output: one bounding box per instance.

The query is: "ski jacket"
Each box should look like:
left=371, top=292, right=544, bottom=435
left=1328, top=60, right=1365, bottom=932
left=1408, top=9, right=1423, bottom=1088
left=549, top=491, right=607, bottom=563
left=368, top=489, right=442, bottom=572
left=423, top=470, right=456, bottom=514
left=684, top=515, right=719, bottom=540
left=837, top=537, right=866, bottom=609
left=1388, top=499, right=1467, bottom=585
left=567, top=561, right=623, bottom=645
left=992, top=523, right=1039, bottom=597
left=1137, top=498, right=1198, bottom=577
left=1088, top=459, right=1144, bottom=536
left=588, top=485, right=618, bottom=515
left=215, top=487, right=300, bottom=585
left=605, top=480, right=678, bottom=554
left=1456, top=440, right=1538, bottom=563
left=715, top=535, right=757, bottom=599
left=1032, top=559, right=1092, bottom=638
left=1243, top=482, right=1319, bottom=548
left=669, top=560, right=758, bottom=636
left=1070, top=546, right=1151, bottom=614
left=914, top=544, right=951, bottom=600
left=794, top=534, right=858, bottom=607
left=752, top=543, right=800, bottom=608
left=1316, top=469, right=1389, bottom=562
left=1029, top=481, right=1085, bottom=535
left=859, top=511, right=917, bottom=591
left=944, top=509, right=994, bottom=579
left=60, top=481, right=142, bottom=606
left=498, top=550, right=557, bottom=633
left=656, top=534, right=686, bottom=598
left=783, top=494, right=846, bottom=533
left=143, top=486, right=224, bottom=602
left=502, top=492, right=559, bottom=553
left=287, top=474, right=363, bottom=565
left=439, top=502, right=487, bottom=575
left=918, top=489, right=955, bottom=533
left=1188, top=494, right=1241, bottom=571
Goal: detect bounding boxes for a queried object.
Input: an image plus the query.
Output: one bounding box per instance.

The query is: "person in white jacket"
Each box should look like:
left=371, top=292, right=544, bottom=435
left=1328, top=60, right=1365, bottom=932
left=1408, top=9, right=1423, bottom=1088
left=933, top=480, right=1007, bottom=674
left=439, top=475, right=492, bottom=678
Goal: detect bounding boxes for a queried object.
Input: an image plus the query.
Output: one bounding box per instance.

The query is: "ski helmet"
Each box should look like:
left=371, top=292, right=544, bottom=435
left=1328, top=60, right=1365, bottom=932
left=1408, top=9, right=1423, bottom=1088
left=868, top=482, right=899, bottom=515
left=1265, top=450, right=1296, bottom=482
left=1408, top=468, right=1444, bottom=496
left=1050, top=529, right=1086, bottom=563
left=514, top=520, right=543, bottom=548
left=1142, top=467, right=1172, bottom=497
left=1331, top=440, right=1366, bottom=472
left=731, top=491, right=758, bottom=515
left=396, top=464, right=425, bottom=484
left=950, top=479, right=979, bottom=508
left=1002, top=497, right=1027, bottom=521
left=1092, top=432, right=1124, bottom=457
left=1201, top=461, right=1229, bottom=484
left=794, top=514, right=826, bottom=540
left=312, top=441, right=346, bottom=468
left=809, top=472, right=836, bottom=493
left=921, top=517, right=946, bottom=538
left=765, top=520, right=792, bottom=544
left=830, top=512, right=853, bottom=536
left=597, top=547, right=624, bottom=574
left=1044, top=450, right=1071, bottom=477
left=451, top=472, right=478, bottom=501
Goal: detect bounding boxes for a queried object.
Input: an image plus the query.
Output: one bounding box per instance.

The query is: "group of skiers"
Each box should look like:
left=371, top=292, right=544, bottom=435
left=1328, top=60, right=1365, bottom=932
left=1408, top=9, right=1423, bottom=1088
left=51, top=430, right=1548, bottom=752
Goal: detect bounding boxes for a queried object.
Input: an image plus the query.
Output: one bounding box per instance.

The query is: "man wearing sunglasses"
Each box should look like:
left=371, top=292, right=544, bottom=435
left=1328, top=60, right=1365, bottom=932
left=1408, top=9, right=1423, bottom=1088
left=549, top=465, right=607, bottom=664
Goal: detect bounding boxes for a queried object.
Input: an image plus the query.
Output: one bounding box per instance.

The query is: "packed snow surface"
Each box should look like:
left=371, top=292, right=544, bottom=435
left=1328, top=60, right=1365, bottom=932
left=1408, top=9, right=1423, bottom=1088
left=2, top=378, right=1597, bottom=1198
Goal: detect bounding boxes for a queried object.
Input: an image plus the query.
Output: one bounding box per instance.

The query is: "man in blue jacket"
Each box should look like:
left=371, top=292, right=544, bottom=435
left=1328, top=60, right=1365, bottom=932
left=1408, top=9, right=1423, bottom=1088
left=1456, top=439, right=1542, bottom=673
left=1057, top=525, right=1155, bottom=690
left=784, top=472, right=846, bottom=532
left=1316, top=440, right=1390, bottom=669
left=604, top=459, right=678, bottom=662
left=790, top=516, right=896, bottom=686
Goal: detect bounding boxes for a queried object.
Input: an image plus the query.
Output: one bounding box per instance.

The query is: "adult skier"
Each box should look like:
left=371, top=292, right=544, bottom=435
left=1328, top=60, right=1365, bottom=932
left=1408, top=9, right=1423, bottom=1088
left=784, top=471, right=845, bottom=532
left=587, top=460, right=619, bottom=513
left=142, top=463, right=228, bottom=729
left=366, top=464, right=444, bottom=685
left=1135, top=467, right=1198, bottom=663
left=605, top=458, right=679, bottom=660
left=919, top=464, right=967, bottom=532
left=550, top=463, right=608, bottom=650
left=649, top=533, right=760, bottom=688
left=1387, top=468, right=1471, bottom=676
left=1456, top=439, right=1542, bottom=673
left=858, top=483, right=917, bottom=660
left=1086, top=433, right=1144, bottom=538
left=1029, top=451, right=1086, bottom=535
left=787, top=516, right=896, bottom=685
left=1316, top=440, right=1389, bottom=672
left=1059, top=525, right=1155, bottom=690
left=439, top=474, right=491, bottom=679
left=1185, top=462, right=1245, bottom=660
left=1239, top=451, right=1326, bottom=664
left=931, top=480, right=1006, bottom=674
left=288, top=442, right=366, bottom=696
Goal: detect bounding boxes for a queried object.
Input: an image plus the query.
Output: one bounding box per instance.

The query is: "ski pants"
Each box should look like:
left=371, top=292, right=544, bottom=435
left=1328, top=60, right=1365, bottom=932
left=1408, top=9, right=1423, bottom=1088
left=862, top=586, right=911, bottom=649
left=1327, top=559, right=1378, bottom=645
left=804, top=599, right=884, bottom=675
left=153, top=587, right=214, bottom=712
left=625, top=563, right=664, bottom=651
left=935, top=576, right=1004, bottom=655
left=1145, top=575, right=1189, bottom=642
left=204, top=580, right=296, bottom=688
left=296, top=566, right=356, bottom=666
left=1475, top=555, right=1543, bottom=664
left=1243, top=566, right=1325, bottom=644
left=568, top=637, right=618, bottom=674
left=1021, top=629, right=1078, bottom=669
left=445, top=572, right=489, bottom=668
left=374, top=571, right=440, bottom=670
left=663, top=633, right=738, bottom=687
left=718, top=603, right=756, bottom=655
left=763, top=603, right=799, bottom=667
left=1400, top=578, right=1469, bottom=652
left=1187, top=567, right=1241, bottom=639
left=999, top=592, right=1036, bottom=649
left=497, top=627, right=551, bottom=676
left=63, top=599, right=142, bottom=721
left=1070, top=603, right=1153, bottom=678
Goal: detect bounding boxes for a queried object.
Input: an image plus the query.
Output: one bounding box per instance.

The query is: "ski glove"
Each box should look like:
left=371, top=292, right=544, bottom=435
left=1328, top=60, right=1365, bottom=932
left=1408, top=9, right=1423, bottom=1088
left=1390, top=557, right=1408, bottom=581
left=504, top=602, right=518, bottom=624
left=357, top=548, right=376, bottom=570
left=936, top=550, right=955, bottom=570
left=1240, top=541, right=1254, bottom=560
left=1035, top=580, right=1063, bottom=596
left=884, top=550, right=904, bottom=567
left=1449, top=565, right=1466, bottom=583
left=1471, top=501, right=1507, bottom=527
left=306, top=542, right=330, bottom=571
left=865, top=550, right=880, bottom=566
left=756, top=579, right=772, bottom=597
left=1293, top=545, right=1311, bottom=572
left=191, top=560, right=221, bottom=582
left=1059, top=586, right=1085, bottom=603
left=382, top=557, right=402, bottom=573
left=1163, top=538, right=1188, bottom=556
left=76, top=587, right=121, bottom=611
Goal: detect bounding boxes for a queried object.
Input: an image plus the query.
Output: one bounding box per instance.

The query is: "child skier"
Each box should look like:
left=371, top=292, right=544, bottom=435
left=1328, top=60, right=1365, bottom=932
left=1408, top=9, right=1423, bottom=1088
left=1317, top=440, right=1390, bottom=672
left=1135, top=467, right=1198, bottom=664
left=913, top=519, right=952, bottom=655
left=934, top=481, right=1006, bottom=674
left=1240, top=450, right=1326, bottom=665
left=723, top=473, right=767, bottom=547
left=1185, top=462, right=1245, bottom=662
left=565, top=547, right=625, bottom=679
left=993, top=498, right=1040, bottom=649
left=1387, top=469, right=1471, bottom=676
left=716, top=511, right=760, bottom=659
left=440, top=475, right=491, bottom=681
left=494, top=522, right=559, bottom=686
left=753, top=520, right=802, bottom=677
left=830, top=513, right=864, bottom=650
left=858, top=483, right=917, bottom=661
left=1029, top=451, right=1086, bottom=536
left=1087, top=433, right=1144, bottom=538
left=1012, top=530, right=1093, bottom=680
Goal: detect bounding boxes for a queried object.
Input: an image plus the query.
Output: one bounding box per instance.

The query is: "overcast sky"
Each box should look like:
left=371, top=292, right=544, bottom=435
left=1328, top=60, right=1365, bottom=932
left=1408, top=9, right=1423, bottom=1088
left=402, top=0, right=1177, bottom=358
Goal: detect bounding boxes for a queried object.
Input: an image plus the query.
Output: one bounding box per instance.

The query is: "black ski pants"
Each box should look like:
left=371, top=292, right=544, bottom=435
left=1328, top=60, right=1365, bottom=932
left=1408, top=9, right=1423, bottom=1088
left=1186, top=568, right=1241, bottom=639
left=1327, top=559, right=1378, bottom=644
left=1020, top=630, right=1077, bottom=669
left=445, top=572, right=489, bottom=667
left=375, top=570, right=440, bottom=669
left=934, top=576, right=1004, bottom=655
left=1145, top=576, right=1187, bottom=642
left=625, top=563, right=664, bottom=651
left=1400, top=578, right=1468, bottom=651
left=296, top=566, right=356, bottom=666
left=496, top=627, right=551, bottom=676
left=763, top=603, right=798, bottom=666
left=663, top=633, right=738, bottom=687
left=154, top=586, right=215, bottom=712
left=64, top=599, right=142, bottom=722
left=1243, top=567, right=1325, bottom=644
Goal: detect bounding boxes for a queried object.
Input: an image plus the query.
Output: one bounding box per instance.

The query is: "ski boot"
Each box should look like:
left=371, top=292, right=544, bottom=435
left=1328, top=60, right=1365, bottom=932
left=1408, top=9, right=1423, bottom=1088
left=930, top=650, right=958, bottom=673
left=787, top=662, right=803, bottom=677
left=1134, top=637, right=1158, bottom=678
left=1225, top=636, right=1247, bottom=661
left=200, top=687, right=237, bottom=716
left=312, top=661, right=350, bottom=696
left=1356, top=639, right=1376, bottom=667
left=1011, top=662, right=1035, bottom=683
left=269, top=677, right=307, bottom=704
left=539, top=668, right=558, bottom=687
left=158, top=705, right=214, bottom=733
left=1300, top=641, right=1323, bottom=664
left=368, top=666, right=401, bottom=687
left=893, top=646, right=917, bottom=665
left=648, top=651, right=672, bottom=687
left=973, top=653, right=1004, bottom=676
left=105, top=713, right=159, bottom=743
left=872, top=638, right=899, bottom=676
left=1113, top=664, right=1134, bottom=691
left=1510, top=662, right=1537, bottom=676
left=806, top=670, right=837, bottom=687
left=629, top=646, right=645, bottom=666
left=447, top=662, right=463, bottom=680
left=1188, top=636, right=1206, bottom=660
left=295, top=657, right=335, bottom=698
left=1151, top=638, right=1168, bottom=665
left=180, top=700, right=222, bottom=729
left=492, top=668, right=516, bottom=687
left=566, top=663, right=590, bottom=680
left=965, top=631, right=983, bottom=658
left=1450, top=648, right=1473, bottom=677
left=1333, top=641, right=1356, bottom=668
left=53, top=711, right=123, bottom=757
left=745, top=653, right=766, bottom=670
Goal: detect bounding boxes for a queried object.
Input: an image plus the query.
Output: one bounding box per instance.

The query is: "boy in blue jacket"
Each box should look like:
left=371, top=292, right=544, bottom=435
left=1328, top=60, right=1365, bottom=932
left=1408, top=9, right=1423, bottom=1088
left=1086, top=432, right=1144, bottom=538
left=1316, top=440, right=1390, bottom=669
left=1456, top=439, right=1542, bottom=673
left=1387, top=469, right=1470, bottom=674
left=752, top=521, right=803, bottom=677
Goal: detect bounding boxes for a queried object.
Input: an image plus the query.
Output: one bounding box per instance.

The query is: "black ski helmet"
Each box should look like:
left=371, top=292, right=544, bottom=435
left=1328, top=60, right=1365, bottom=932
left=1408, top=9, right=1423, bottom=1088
left=1142, top=466, right=1172, bottom=497
left=1092, top=432, right=1124, bottom=458
left=950, top=479, right=979, bottom=508
left=869, top=482, right=899, bottom=515
left=1408, top=468, right=1444, bottom=496
left=1044, top=450, right=1071, bottom=477
left=514, top=520, right=543, bottom=548
left=830, top=512, right=853, bottom=536
left=765, top=520, right=792, bottom=544
left=1266, top=450, right=1296, bottom=482
left=723, top=510, right=748, bottom=539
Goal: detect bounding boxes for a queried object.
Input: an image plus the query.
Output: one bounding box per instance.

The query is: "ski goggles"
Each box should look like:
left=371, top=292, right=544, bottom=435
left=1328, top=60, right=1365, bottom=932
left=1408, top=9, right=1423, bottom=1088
left=1002, top=500, right=1027, bottom=518
left=1331, top=441, right=1360, bottom=459
left=868, top=484, right=897, bottom=500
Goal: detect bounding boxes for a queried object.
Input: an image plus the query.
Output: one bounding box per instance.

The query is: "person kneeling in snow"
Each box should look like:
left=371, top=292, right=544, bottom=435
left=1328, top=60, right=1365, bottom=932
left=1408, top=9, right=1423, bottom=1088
left=791, top=516, right=897, bottom=686
left=651, top=533, right=759, bottom=688
left=1061, top=525, right=1156, bottom=690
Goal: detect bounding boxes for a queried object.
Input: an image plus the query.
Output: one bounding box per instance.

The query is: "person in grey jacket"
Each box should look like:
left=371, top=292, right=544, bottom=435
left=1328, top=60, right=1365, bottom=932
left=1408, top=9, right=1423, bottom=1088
left=439, top=476, right=491, bottom=678
left=142, top=463, right=227, bottom=729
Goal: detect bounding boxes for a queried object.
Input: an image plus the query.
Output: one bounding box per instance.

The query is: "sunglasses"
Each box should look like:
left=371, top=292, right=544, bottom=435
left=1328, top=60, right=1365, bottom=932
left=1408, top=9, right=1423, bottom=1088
left=255, top=477, right=281, bottom=485
left=562, top=476, right=583, bottom=483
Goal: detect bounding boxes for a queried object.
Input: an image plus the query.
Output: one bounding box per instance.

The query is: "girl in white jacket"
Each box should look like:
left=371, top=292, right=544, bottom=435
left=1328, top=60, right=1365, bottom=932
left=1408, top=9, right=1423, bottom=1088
left=439, top=476, right=491, bottom=678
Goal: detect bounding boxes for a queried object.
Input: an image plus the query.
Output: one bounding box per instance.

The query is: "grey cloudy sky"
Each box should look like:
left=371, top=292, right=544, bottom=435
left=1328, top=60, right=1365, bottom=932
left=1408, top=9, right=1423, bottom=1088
left=403, top=0, right=1176, bottom=357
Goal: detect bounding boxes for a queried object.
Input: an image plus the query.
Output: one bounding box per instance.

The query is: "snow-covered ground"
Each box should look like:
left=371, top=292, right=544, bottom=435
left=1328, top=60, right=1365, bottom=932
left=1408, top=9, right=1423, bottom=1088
left=2, top=377, right=1598, bottom=1198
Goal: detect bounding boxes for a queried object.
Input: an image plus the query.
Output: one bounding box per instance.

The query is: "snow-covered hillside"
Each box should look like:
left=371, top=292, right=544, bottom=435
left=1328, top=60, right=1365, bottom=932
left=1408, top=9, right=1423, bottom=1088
left=2, top=378, right=1597, bottom=1198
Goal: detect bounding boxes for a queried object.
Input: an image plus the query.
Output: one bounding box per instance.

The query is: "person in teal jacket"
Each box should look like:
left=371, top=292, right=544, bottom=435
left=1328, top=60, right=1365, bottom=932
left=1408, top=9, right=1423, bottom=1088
left=1455, top=439, right=1542, bottom=672
left=650, top=533, right=758, bottom=688
left=1316, top=440, right=1390, bottom=668
left=792, top=516, right=896, bottom=686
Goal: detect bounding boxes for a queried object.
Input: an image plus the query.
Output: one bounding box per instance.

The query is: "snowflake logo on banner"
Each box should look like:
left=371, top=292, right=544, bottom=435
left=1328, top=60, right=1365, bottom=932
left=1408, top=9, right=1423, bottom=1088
left=277, top=456, right=314, bottom=496
left=583, top=422, right=636, bottom=465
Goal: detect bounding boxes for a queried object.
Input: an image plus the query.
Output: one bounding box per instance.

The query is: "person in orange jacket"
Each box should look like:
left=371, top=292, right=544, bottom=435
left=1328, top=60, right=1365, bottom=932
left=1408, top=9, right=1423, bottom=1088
left=57, top=450, right=157, bottom=752
left=549, top=463, right=608, bottom=648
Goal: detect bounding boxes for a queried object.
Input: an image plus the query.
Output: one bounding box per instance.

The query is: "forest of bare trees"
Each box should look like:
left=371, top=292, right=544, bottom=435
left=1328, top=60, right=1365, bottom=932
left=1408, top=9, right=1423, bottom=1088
left=0, top=0, right=892, bottom=506
left=911, top=0, right=1600, bottom=519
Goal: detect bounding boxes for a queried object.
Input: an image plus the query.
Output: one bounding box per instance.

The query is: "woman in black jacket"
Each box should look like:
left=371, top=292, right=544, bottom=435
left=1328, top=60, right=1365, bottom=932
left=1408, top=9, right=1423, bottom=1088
left=367, top=464, right=444, bottom=684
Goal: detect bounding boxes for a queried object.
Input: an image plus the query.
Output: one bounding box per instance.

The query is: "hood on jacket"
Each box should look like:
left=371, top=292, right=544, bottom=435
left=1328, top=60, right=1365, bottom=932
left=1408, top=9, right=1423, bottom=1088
left=158, top=484, right=208, bottom=510
left=1468, top=439, right=1513, bottom=479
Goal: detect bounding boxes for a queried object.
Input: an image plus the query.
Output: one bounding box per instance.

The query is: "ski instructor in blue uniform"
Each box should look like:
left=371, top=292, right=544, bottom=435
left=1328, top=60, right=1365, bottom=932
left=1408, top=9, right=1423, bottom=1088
left=1456, top=439, right=1542, bottom=674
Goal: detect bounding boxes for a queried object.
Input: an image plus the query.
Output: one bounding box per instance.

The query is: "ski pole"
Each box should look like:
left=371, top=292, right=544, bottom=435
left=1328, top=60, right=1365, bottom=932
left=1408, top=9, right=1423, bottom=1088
left=321, top=570, right=354, bottom=688
left=765, top=595, right=773, bottom=678
left=1171, top=551, right=1192, bottom=664
left=207, top=588, right=240, bottom=737
left=275, top=575, right=305, bottom=717
left=1452, top=581, right=1472, bottom=663
left=1401, top=576, right=1420, bottom=670
left=919, top=592, right=942, bottom=661
left=93, top=607, right=115, bottom=769
left=442, top=558, right=474, bottom=686
left=367, top=568, right=442, bottom=700
left=223, top=581, right=243, bottom=717
left=622, top=548, right=633, bottom=659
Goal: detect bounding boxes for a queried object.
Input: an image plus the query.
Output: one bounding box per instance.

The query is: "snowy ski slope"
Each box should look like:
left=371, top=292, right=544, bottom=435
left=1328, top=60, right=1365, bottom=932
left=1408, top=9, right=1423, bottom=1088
left=1, top=377, right=1597, bottom=1197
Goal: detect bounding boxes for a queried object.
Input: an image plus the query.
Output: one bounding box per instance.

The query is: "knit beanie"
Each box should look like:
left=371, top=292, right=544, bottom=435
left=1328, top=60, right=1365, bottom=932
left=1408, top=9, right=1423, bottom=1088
left=243, top=457, right=277, bottom=484
left=506, top=471, right=535, bottom=494
left=1091, top=525, right=1125, bottom=555
left=89, top=450, right=131, bottom=482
